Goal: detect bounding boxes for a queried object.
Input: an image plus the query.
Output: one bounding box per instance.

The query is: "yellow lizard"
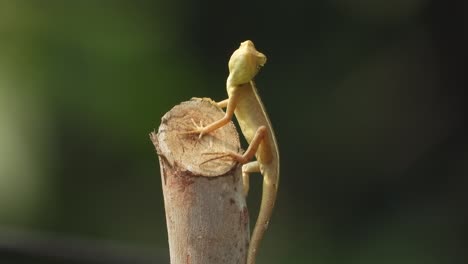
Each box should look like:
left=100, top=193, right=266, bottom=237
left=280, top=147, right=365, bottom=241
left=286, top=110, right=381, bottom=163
left=189, top=40, right=279, bottom=264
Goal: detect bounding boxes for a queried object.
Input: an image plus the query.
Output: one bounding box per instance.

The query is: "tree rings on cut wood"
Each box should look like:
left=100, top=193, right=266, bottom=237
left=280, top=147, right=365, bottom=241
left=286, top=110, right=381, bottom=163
left=154, top=97, right=241, bottom=177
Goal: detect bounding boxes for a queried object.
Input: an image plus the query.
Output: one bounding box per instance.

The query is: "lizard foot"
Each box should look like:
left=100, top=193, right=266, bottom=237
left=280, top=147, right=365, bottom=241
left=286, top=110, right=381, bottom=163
left=178, top=118, right=207, bottom=139
left=200, top=151, right=245, bottom=165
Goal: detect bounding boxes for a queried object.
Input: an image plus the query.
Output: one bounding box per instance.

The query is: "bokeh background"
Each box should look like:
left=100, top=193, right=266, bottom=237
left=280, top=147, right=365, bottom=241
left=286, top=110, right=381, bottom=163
left=1, top=0, right=467, bottom=263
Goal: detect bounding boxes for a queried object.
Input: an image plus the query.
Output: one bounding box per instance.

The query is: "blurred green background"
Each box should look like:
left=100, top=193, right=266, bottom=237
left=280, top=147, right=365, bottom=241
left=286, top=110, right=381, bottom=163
left=1, top=0, right=467, bottom=263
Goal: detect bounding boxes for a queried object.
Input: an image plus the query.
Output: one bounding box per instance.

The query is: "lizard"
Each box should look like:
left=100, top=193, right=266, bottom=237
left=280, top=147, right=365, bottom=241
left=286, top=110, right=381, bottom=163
left=188, top=40, right=279, bottom=264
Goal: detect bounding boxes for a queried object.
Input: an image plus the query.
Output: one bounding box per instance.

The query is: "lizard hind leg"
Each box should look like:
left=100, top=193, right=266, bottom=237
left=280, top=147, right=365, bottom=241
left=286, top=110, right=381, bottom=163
left=200, top=125, right=267, bottom=167
left=242, top=161, right=260, bottom=196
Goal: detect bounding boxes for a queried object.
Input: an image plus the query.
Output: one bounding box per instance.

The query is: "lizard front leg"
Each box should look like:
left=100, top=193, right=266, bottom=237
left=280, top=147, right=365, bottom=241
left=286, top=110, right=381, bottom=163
left=182, top=92, right=239, bottom=138
left=216, top=98, right=229, bottom=109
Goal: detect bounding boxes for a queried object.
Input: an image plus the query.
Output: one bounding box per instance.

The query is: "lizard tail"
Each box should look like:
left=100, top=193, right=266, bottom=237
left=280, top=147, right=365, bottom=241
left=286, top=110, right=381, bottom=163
left=247, top=179, right=277, bottom=264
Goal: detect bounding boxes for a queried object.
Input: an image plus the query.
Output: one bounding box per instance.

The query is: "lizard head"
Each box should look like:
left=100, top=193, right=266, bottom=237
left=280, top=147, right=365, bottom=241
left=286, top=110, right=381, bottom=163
left=228, top=40, right=267, bottom=86
left=240, top=40, right=267, bottom=67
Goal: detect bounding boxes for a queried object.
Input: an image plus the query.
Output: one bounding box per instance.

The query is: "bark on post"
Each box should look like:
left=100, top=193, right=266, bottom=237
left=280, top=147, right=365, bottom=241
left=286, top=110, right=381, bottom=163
left=150, top=98, right=249, bottom=264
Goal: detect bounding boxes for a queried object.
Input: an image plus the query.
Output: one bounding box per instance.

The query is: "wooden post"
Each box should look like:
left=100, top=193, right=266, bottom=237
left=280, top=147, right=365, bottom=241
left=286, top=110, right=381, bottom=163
left=150, top=98, right=249, bottom=264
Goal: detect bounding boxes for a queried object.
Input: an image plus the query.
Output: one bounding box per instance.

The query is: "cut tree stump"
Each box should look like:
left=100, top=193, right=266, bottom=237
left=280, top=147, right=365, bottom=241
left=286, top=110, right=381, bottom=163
left=150, top=98, right=249, bottom=264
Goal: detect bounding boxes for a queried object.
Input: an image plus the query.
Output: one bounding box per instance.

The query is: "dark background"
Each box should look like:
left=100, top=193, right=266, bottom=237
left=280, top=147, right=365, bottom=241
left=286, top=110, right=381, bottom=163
left=0, top=0, right=467, bottom=263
